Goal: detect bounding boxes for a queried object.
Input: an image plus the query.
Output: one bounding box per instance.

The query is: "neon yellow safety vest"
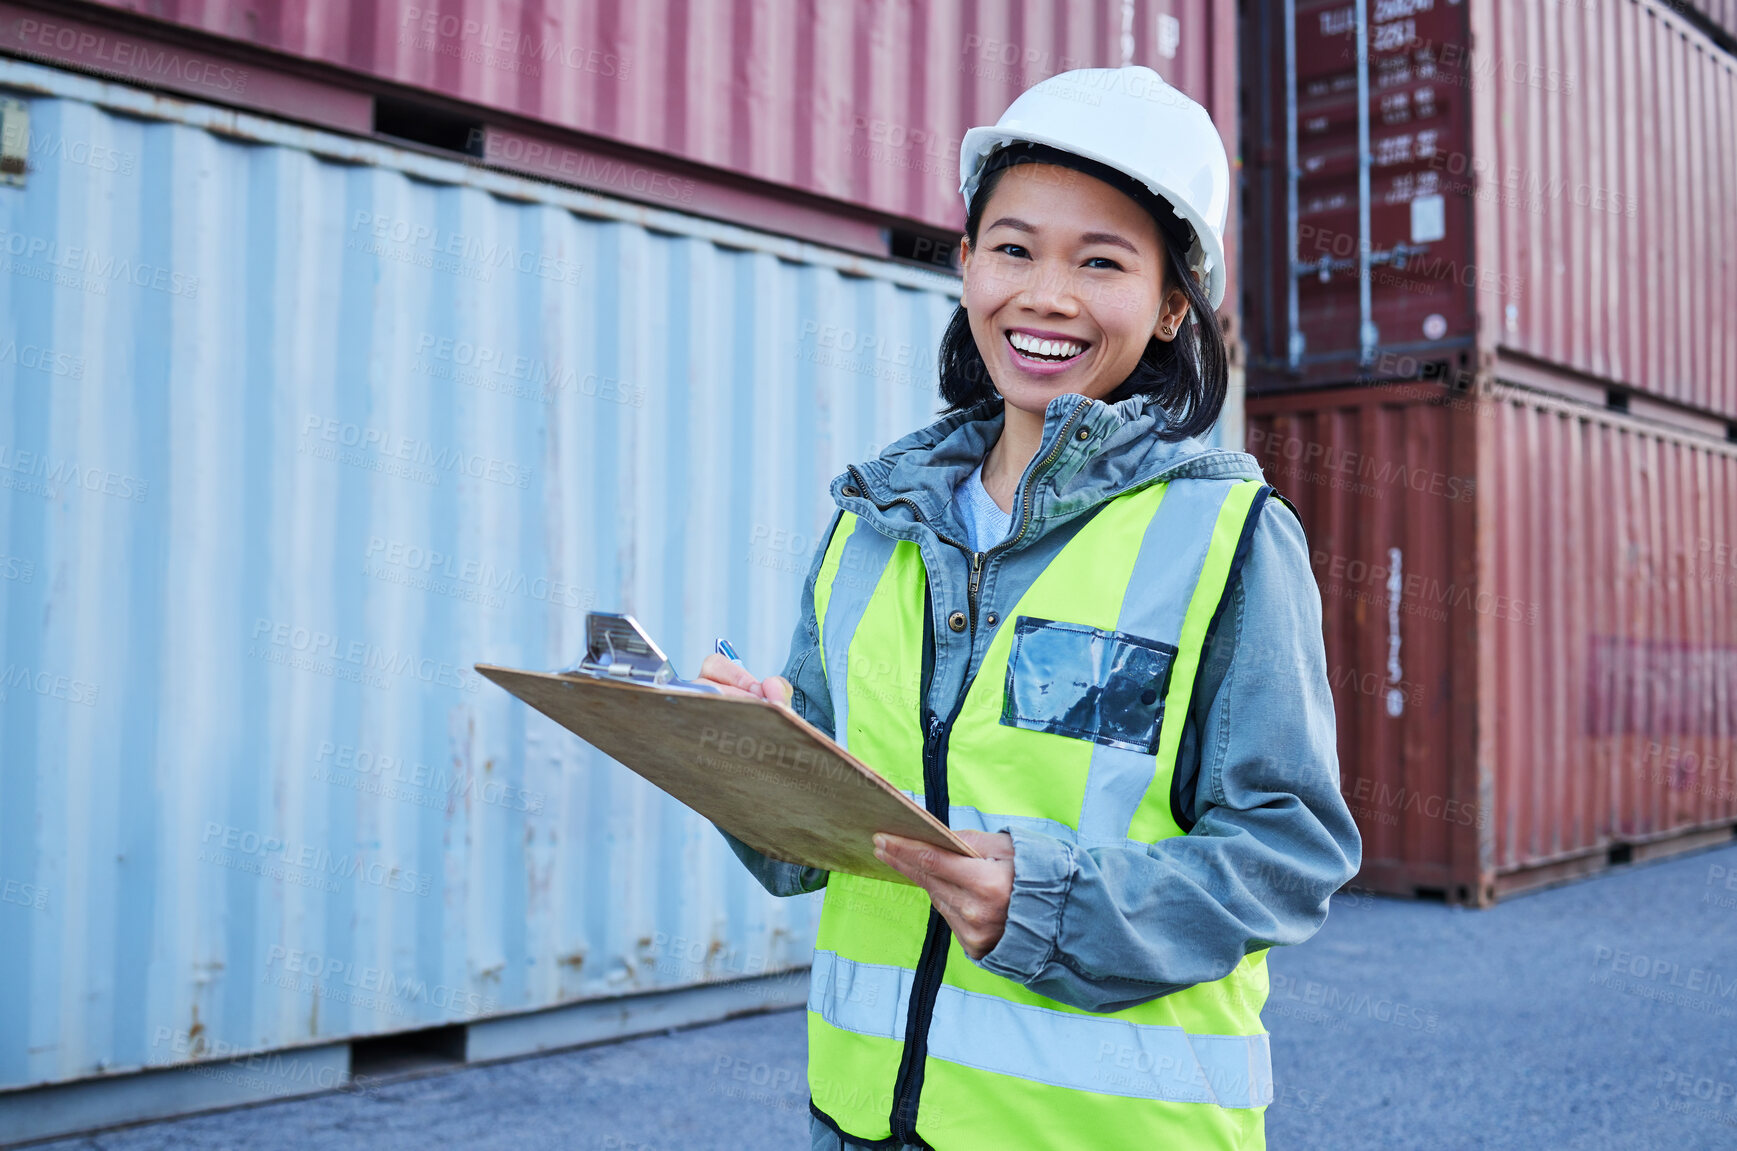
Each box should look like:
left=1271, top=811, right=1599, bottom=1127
left=806, top=475, right=1274, bottom=1151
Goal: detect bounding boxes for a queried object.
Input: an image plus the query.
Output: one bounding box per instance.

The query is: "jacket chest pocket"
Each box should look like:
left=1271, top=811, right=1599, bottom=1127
left=999, top=615, right=1178, bottom=754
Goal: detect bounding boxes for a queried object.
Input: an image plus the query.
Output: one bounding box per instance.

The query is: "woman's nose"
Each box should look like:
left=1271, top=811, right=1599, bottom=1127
left=1016, top=261, right=1083, bottom=315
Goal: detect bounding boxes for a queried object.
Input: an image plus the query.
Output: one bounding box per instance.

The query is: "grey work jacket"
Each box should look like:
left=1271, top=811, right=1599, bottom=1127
left=720, top=389, right=1362, bottom=1017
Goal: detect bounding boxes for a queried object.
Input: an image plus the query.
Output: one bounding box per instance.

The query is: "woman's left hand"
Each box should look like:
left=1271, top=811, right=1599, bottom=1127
left=873, top=830, right=1016, bottom=960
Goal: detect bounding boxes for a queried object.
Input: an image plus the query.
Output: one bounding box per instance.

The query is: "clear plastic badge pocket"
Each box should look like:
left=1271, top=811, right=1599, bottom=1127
left=999, top=615, right=1178, bottom=754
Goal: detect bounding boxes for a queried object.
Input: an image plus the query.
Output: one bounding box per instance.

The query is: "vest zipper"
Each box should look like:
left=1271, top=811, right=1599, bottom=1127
left=845, top=399, right=1092, bottom=1143
left=889, top=704, right=960, bottom=1146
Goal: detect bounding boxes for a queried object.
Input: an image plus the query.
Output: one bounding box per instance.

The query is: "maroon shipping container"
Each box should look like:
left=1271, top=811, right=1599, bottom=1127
left=1242, top=0, right=1479, bottom=380
left=18, top=0, right=1242, bottom=297
left=1243, top=0, right=1737, bottom=425
left=1249, top=382, right=1737, bottom=904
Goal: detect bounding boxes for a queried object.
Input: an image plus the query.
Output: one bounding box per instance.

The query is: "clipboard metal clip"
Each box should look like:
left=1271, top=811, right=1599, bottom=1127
left=560, top=612, right=722, bottom=693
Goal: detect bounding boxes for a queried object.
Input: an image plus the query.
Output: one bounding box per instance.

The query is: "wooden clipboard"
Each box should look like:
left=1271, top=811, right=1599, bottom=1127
left=474, top=664, right=981, bottom=885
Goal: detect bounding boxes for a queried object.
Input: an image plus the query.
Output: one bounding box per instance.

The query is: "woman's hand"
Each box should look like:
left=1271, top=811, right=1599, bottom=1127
left=696, top=653, right=794, bottom=707
left=873, top=830, right=1016, bottom=960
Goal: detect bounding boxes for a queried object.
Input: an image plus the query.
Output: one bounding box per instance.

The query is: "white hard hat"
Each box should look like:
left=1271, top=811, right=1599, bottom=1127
left=958, top=66, right=1232, bottom=310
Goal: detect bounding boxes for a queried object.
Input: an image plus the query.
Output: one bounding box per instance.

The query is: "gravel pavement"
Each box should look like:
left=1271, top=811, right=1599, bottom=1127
left=29, top=840, right=1737, bottom=1151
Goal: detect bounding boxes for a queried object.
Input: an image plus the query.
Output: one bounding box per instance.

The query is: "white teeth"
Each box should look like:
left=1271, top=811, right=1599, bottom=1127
left=1008, top=332, right=1085, bottom=360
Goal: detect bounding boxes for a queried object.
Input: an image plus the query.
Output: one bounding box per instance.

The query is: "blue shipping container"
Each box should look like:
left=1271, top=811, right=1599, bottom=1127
left=0, top=55, right=964, bottom=1100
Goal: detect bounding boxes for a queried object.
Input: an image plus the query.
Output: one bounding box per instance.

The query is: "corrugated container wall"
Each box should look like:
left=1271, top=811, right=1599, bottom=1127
left=1249, top=384, right=1737, bottom=903
left=1244, top=0, right=1737, bottom=424
left=1481, top=0, right=1737, bottom=419
left=0, top=57, right=963, bottom=1093
left=1247, top=386, right=1481, bottom=898
left=1481, top=390, right=1737, bottom=888
left=58, top=0, right=1242, bottom=288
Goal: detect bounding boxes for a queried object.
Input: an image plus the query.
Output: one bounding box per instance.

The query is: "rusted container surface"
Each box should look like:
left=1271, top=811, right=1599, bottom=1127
left=65, top=0, right=1241, bottom=254
left=1247, top=384, right=1482, bottom=901
left=1481, top=390, right=1737, bottom=894
left=1482, top=0, right=1737, bottom=421
left=1242, top=0, right=1480, bottom=387
left=1250, top=383, right=1737, bottom=903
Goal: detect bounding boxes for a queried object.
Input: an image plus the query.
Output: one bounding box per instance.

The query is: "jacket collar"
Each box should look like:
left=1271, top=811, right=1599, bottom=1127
left=832, top=391, right=1266, bottom=549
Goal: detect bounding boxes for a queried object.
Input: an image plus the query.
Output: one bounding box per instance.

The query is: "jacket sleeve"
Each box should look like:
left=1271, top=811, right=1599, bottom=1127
left=713, top=509, right=843, bottom=898
left=971, top=497, right=1363, bottom=1013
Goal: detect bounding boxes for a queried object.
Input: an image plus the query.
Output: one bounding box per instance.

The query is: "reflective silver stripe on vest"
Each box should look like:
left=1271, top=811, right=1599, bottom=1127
left=899, top=792, right=1149, bottom=853
left=821, top=525, right=899, bottom=754
left=809, top=950, right=1273, bottom=1108
left=809, top=948, right=915, bottom=1040
left=1077, top=480, right=1235, bottom=843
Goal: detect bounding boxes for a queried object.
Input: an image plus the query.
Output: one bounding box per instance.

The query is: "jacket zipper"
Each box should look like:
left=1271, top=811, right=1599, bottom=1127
left=848, top=395, right=1089, bottom=641
left=966, top=551, right=984, bottom=630
left=963, top=396, right=1088, bottom=635
left=844, top=397, right=1093, bottom=1144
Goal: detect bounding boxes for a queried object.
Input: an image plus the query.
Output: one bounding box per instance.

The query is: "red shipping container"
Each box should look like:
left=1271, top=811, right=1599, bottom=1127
left=1250, top=383, right=1737, bottom=904
left=1243, top=0, right=1737, bottom=425
left=38, top=0, right=1243, bottom=302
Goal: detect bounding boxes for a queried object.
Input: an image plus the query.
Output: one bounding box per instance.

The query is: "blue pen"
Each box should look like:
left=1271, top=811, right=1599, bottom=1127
left=714, top=637, right=744, bottom=667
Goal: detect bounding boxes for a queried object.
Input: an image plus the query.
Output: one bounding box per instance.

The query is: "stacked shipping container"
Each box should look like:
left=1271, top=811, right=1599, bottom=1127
left=14, top=0, right=1243, bottom=291
left=2, top=0, right=1249, bottom=437
left=1249, top=385, right=1737, bottom=903
left=1244, top=0, right=1737, bottom=901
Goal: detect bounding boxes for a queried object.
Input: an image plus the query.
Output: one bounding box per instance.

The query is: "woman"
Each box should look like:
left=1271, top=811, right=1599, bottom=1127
left=702, top=65, right=1360, bottom=1151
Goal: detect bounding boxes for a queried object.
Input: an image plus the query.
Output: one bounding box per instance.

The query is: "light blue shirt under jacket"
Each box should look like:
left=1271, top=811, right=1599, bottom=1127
left=951, top=458, right=1013, bottom=551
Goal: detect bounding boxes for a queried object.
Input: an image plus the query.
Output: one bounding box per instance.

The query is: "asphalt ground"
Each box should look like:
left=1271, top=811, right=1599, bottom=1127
left=30, top=839, right=1737, bottom=1151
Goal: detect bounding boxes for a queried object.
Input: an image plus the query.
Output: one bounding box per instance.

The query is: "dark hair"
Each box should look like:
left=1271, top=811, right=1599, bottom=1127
left=938, top=144, right=1228, bottom=442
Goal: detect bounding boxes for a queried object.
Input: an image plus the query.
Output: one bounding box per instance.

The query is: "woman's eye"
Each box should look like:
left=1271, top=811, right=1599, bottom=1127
left=987, top=244, right=1120, bottom=270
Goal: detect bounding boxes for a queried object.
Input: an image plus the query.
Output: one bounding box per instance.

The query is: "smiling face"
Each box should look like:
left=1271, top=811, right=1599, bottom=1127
left=959, top=162, right=1190, bottom=417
